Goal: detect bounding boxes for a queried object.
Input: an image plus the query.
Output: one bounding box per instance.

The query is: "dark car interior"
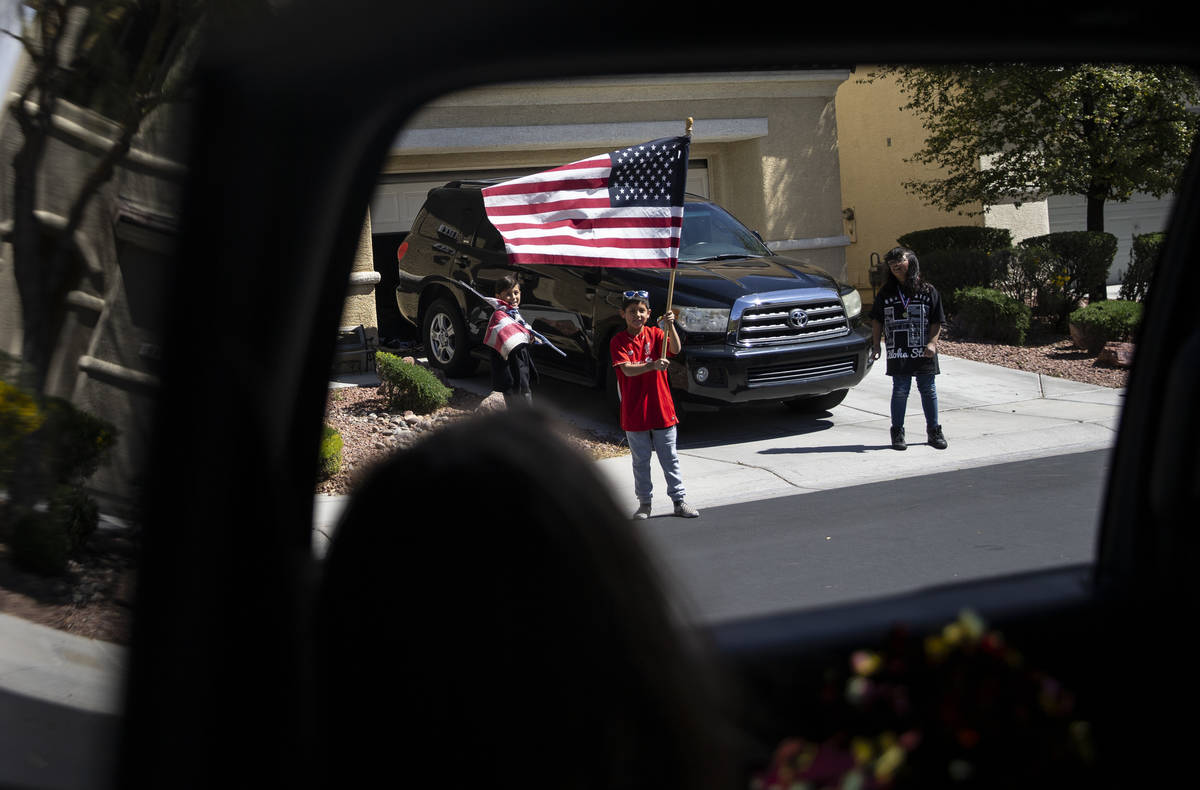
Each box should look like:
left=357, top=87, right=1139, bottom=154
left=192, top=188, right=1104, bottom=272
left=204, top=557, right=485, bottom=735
left=108, top=1, right=1197, bottom=787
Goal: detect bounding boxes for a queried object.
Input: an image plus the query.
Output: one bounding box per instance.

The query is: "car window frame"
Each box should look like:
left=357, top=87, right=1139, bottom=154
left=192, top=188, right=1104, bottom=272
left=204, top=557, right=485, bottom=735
left=110, top=3, right=1200, bottom=785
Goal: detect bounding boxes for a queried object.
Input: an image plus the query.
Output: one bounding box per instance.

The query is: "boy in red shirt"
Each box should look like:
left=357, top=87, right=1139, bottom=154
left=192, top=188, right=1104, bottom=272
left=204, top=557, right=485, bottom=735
left=609, top=291, right=699, bottom=519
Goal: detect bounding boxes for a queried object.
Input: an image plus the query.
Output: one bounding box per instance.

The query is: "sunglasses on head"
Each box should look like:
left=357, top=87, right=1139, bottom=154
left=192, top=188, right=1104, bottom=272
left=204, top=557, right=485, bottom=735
left=622, top=290, right=650, bottom=299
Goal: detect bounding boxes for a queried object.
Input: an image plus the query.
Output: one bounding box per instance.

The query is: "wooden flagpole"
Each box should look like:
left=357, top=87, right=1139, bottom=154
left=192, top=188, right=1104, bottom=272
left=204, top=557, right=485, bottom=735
left=661, top=116, right=693, bottom=360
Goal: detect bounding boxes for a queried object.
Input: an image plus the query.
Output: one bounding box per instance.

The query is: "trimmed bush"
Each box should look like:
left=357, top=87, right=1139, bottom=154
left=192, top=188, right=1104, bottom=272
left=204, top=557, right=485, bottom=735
left=376, top=351, right=452, bottom=413
left=7, top=484, right=99, bottom=576
left=897, top=226, right=1013, bottom=255
left=0, top=380, right=44, bottom=480
left=919, top=249, right=993, bottom=313
left=35, top=395, right=119, bottom=485
left=319, top=424, right=343, bottom=480
left=1068, top=300, right=1144, bottom=354
left=1119, top=231, right=1164, bottom=303
left=897, top=226, right=1013, bottom=314
left=9, top=508, right=72, bottom=576
left=952, top=287, right=1032, bottom=345
left=1, top=386, right=116, bottom=573
left=1017, top=231, right=1117, bottom=326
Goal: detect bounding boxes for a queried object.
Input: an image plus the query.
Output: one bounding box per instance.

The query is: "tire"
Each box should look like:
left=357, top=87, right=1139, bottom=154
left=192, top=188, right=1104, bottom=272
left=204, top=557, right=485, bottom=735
left=421, top=297, right=477, bottom=377
left=783, top=388, right=849, bottom=413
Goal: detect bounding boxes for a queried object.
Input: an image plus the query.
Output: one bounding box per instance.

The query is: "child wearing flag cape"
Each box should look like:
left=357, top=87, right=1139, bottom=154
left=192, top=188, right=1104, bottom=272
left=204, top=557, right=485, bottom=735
left=485, top=274, right=539, bottom=406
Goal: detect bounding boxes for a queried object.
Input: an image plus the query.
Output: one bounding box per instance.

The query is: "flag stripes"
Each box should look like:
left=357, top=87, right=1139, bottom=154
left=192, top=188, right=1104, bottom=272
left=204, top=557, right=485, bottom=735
left=481, top=136, right=689, bottom=269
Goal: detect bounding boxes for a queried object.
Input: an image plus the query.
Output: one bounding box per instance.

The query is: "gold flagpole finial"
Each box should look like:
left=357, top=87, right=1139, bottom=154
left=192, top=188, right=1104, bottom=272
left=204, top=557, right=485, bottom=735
left=685, top=117, right=694, bottom=137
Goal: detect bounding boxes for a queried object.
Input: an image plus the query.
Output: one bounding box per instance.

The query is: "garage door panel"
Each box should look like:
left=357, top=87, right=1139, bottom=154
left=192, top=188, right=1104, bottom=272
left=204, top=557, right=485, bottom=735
left=1047, top=192, right=1173, bottom=283
left=370, top=180, right=449, bottom=234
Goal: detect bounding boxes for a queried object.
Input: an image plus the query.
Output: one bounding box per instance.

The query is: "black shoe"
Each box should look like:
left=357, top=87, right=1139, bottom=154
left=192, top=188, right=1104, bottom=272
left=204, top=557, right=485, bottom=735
left=890, top=426, right=907, bottom=450
left=927, top=425, right=948, bottom=450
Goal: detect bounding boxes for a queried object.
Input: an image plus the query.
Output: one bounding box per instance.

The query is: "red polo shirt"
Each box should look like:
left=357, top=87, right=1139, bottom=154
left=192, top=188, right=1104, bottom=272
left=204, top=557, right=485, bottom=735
left=610, top=326, right=678, bottom=432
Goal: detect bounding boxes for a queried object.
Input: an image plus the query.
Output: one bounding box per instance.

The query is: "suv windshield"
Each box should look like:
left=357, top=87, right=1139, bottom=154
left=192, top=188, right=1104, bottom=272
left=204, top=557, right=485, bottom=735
left=679, top=201, right=773, bottom=261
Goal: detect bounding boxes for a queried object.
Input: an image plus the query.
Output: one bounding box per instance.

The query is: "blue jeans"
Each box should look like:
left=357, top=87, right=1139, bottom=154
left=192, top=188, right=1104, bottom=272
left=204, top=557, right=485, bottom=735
left=890, top=373, right=939, bottom=429
left=625, top=426, right=685, bottom=504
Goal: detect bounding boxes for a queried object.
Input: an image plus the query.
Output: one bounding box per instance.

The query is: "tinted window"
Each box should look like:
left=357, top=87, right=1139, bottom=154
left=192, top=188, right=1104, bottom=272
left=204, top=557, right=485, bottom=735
left=680, top=202, right=773, bottom=261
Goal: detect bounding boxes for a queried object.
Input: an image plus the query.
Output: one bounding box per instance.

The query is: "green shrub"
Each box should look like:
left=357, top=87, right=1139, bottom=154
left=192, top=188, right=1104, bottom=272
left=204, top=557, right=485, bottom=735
left=896, top=226, right=1012, bottom=315
left=376, top=351, right=451, bottom=413
left=35, top=395, right=119, bottom=485
left=9, top=508, right=72, bottom=576
left=952, top=287, right=1032, bottom=345
left=0, top=380, right=44, bottom=481
left=1, top=385, right=116, bottom=573
left=1017, top=231, right=1117, bottom=326
left=1119, top=231, right=1164, bottom=302
left=897, top=226, right=1014, bottom=255
left=319, top=424, right=343, bottom=480
left=55, top=484, right=100, bottom=557
left=1068, top=300, right=1144, bottom=354
left=989, top=246, right=1041, bottom=306
left=918, top=249, right=993, bottom=313
left=7, top=485, right=97, bottom=576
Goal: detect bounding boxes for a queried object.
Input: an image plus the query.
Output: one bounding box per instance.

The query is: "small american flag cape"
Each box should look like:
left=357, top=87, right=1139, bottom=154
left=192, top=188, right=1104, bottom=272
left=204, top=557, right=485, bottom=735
left=483, top=299, right=535, bottom=360
left=481, top=135, right=690, bottom=269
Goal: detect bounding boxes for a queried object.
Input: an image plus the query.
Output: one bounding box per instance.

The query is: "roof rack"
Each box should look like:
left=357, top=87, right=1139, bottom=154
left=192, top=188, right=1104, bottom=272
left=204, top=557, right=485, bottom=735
left=443, top=177, right=508, bottom=189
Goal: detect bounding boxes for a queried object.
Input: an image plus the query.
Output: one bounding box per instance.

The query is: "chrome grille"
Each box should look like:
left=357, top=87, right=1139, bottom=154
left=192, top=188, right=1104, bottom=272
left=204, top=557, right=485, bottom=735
left=747, top=356, right=858, bottom=388
left=736, top=297, right=849, bottom=346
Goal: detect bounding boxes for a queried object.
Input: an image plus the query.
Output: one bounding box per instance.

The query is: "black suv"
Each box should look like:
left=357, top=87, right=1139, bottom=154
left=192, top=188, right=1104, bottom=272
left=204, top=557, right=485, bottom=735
left=394, top=181, right=874, bottom=412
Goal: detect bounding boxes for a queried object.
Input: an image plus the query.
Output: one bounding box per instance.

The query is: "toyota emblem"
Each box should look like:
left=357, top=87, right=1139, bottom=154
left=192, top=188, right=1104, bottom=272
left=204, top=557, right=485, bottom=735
left=788, top=308, right=809, bottom=328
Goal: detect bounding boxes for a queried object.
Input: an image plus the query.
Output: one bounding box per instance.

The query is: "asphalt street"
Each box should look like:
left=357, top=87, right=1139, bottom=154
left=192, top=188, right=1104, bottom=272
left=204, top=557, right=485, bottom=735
left=633, top=448, right=1109, bottom=624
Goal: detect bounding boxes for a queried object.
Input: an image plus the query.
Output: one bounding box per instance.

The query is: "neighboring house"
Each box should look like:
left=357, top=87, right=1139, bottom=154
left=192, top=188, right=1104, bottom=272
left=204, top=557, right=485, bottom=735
left=368, top=70, right=854, bottom=336
left=834, top=67, right=985, bottom=309
left=835, top=66, right=1175, bottom=303
left=0, top=23, right=376, bottom=517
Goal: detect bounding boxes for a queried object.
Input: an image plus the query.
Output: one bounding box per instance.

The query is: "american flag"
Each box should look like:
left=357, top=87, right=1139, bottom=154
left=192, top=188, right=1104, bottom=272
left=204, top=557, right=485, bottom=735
left=483, top=300, right=535, bottom=360
left=481, top=135, right=690, bottom=269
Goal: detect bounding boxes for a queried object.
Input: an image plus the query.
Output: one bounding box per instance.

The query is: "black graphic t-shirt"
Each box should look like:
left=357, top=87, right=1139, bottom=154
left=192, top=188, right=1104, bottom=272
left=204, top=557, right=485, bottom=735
left=869, top=284, right=946, bottom=376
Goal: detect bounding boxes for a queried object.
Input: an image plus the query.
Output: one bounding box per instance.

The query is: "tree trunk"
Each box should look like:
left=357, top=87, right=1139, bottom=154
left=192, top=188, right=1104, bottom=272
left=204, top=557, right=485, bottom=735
left=1086, top=193, right=1108, bottom=301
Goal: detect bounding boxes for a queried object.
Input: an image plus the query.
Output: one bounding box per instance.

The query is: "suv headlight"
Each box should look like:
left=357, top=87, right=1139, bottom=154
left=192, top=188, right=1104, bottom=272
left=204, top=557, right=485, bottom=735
left=841, top=288, right=862, bottom=319
left=674, top=306, right=731, bottom=333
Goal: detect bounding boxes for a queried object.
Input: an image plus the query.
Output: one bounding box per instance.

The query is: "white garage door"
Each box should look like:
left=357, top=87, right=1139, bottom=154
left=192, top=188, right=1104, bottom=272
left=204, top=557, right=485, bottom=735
left=369, top=179, right=452, bottom=234
left=1047, top=192, right=1174, bottom=284
left=370, top=163, right=710, bottom=235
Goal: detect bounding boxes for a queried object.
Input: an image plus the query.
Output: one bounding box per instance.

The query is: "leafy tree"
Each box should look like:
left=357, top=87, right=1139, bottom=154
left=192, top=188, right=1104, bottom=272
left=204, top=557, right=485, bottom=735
left=869, top=64, right=1200, bottom=234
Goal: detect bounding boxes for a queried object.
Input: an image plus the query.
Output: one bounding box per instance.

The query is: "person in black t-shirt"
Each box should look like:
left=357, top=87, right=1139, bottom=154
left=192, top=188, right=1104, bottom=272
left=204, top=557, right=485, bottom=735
left=869, top=247, right=948, bottom=451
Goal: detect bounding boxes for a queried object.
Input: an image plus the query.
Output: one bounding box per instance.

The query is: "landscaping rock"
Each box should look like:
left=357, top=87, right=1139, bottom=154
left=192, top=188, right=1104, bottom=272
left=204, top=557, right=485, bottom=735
left=1098, top=342, right=1135, bottom=368
left=477, top=391, right=507, bottom=413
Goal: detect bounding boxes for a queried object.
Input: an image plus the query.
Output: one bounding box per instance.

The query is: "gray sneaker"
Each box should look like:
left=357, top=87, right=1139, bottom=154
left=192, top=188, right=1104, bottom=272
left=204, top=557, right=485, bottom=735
left=632, top=502, right=652, bottom=520
left=673, top=500, right=700, bottom=518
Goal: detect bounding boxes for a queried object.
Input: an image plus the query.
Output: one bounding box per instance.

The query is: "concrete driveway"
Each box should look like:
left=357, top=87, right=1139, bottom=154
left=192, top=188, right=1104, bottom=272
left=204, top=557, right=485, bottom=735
left=591, top=355, right=1124, bottom=512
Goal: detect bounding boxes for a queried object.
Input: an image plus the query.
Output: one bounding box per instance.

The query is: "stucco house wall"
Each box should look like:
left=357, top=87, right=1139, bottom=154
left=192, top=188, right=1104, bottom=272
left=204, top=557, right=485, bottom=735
left=834, top=66, right=983, bottom=308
